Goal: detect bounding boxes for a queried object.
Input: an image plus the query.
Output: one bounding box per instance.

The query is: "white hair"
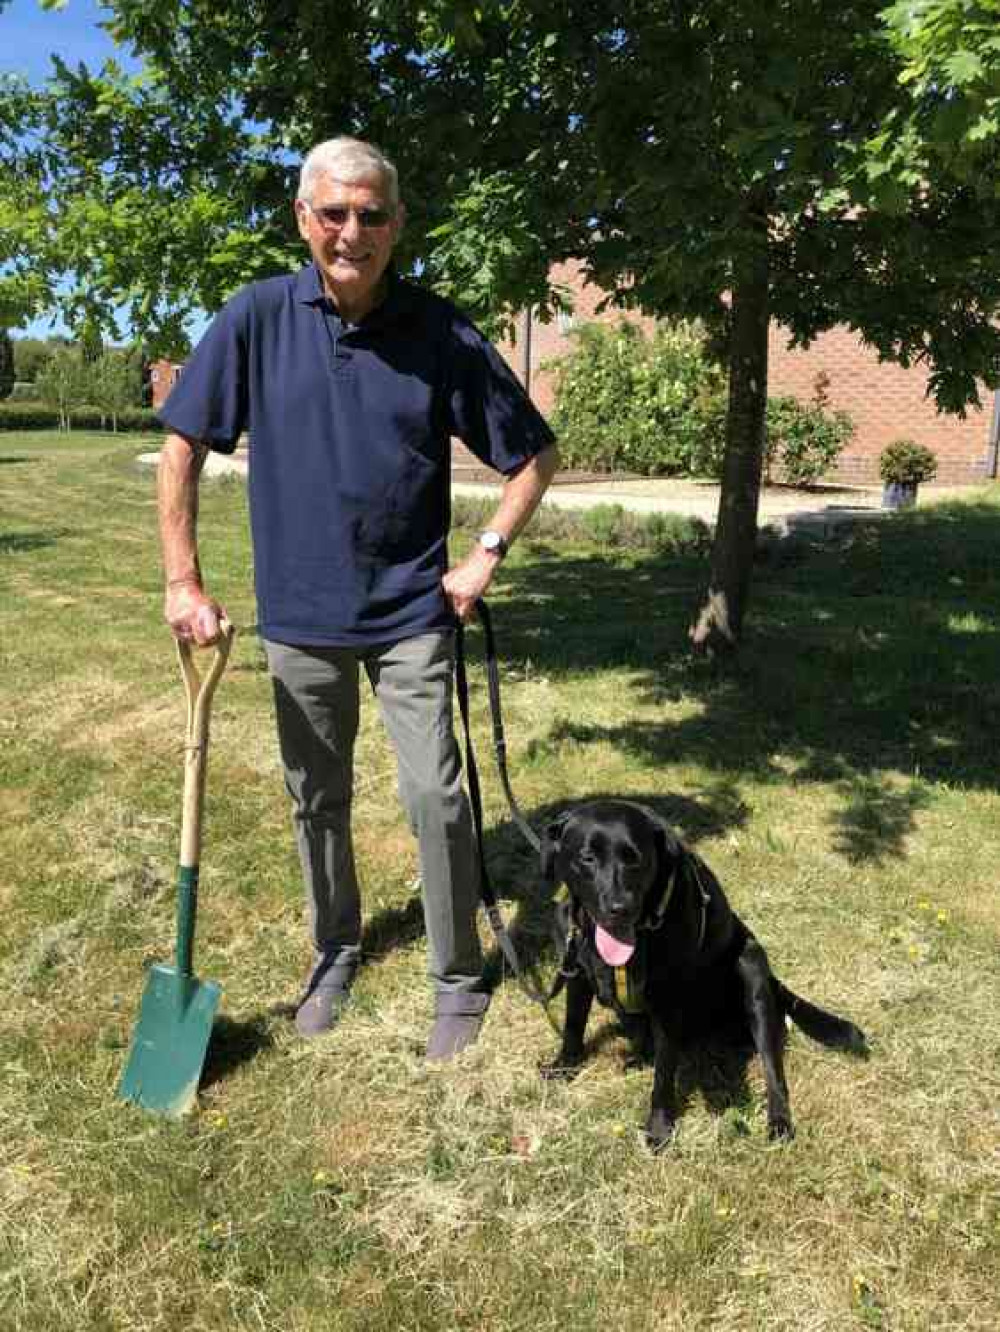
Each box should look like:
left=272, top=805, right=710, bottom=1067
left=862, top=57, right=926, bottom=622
left=298, top=137, right=399, bottom=207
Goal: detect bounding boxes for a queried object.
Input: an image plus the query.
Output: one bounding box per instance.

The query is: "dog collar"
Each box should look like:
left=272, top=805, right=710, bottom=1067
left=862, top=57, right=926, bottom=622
left=640, top=862, right=678, bottom=932
left=614, top=961, right=644, bottom=1013
left=642, top=854, right=712, bottom=951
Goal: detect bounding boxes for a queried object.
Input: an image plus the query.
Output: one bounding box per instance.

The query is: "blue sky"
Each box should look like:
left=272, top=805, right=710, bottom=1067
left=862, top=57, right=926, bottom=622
left=1, top=0, right=138, bottom=86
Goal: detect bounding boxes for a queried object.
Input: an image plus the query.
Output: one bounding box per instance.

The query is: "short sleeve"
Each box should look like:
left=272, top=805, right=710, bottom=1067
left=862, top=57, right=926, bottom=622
left=446, top=314, right=556, bottom=475
left=156, top=292, right=250, bottom=453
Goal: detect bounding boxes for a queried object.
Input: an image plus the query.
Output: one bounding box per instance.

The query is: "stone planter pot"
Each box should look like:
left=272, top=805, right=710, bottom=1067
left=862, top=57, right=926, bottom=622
left=881, top=480, right=918, bottom=511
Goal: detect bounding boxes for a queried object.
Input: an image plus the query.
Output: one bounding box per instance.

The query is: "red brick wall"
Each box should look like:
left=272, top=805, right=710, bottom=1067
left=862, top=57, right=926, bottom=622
left=148, top=358, right=182, bottom=410
left=498, top=262, right=999, bottom=486
left=768, top=325, right=997, bottom=485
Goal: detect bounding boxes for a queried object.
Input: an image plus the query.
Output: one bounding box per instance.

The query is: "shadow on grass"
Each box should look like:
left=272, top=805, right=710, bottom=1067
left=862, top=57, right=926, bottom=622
left=1, top=528, right=73, bottom=553
left=466, top=499, right=1000, bottom=873
left=538, top=1014, right=760, bottom=1132
left=202, top=1013, right=276, bottom=1089
left=362, top=893, right=426, bottom=960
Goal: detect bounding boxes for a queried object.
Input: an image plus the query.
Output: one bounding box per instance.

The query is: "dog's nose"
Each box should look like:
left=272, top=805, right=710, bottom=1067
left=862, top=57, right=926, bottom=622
left=602, top=888, right=633, bottom=917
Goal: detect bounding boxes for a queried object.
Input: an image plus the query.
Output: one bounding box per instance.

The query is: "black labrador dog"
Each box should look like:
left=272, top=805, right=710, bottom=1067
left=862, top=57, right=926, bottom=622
left=541, top=799, right=867, bottom=1149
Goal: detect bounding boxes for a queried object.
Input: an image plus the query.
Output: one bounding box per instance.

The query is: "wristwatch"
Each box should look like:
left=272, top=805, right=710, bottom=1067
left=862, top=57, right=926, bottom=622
left=478, top=530, right=509, bottom=559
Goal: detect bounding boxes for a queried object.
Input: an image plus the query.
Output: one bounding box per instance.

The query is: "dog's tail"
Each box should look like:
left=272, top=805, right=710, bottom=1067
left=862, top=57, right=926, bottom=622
left=775, top=981, right=869, bottom=1057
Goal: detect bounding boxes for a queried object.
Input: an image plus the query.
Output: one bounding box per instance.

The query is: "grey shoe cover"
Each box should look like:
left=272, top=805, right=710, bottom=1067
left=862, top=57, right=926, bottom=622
left=426, top=990, right=490, bottom=1061
left=295, top=955, right=357, bottom=1038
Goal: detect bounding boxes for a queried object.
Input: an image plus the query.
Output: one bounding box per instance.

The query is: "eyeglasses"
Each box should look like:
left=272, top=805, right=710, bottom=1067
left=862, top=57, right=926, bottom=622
left=302, top=200, right=395, bottom=230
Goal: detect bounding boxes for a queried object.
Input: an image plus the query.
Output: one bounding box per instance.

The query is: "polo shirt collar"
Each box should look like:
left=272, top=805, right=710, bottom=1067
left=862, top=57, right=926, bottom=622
left=293, top=263, right=417, bottom=329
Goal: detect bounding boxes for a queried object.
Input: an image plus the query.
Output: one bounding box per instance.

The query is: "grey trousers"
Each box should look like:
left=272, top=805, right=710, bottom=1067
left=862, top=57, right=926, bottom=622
left=264, top=632, right=484, bottom=992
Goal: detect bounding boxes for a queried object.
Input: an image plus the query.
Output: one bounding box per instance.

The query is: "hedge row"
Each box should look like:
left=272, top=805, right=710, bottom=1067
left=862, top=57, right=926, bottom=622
left=0, top=403, right=162, bottom=432
left=452, top=493, right=711, bottom=556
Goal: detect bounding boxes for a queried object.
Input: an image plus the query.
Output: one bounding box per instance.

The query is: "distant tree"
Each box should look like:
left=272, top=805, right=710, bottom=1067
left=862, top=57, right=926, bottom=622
left=35, top=347, right=87, bottom=431
left=88, top=347, right=143, bottom=431
left=0, top=329, right=14, bottom=400
left=79, top=321, right=104, bottom=364
left=10, top=336, right=63, bottom=383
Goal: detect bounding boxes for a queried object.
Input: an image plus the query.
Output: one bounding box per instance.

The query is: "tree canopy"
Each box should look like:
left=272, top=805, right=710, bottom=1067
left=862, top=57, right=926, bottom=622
left=2, top=2, right=995, bottom=394
left=4, top=0, right=999, bottom=646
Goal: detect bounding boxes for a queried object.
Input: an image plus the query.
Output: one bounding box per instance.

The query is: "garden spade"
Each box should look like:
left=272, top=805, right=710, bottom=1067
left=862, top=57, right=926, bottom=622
left=118, top=619, right=235, bottom=1116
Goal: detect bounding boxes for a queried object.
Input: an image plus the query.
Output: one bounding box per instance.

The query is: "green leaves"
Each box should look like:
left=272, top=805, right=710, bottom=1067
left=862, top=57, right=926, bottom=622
left=881, top=0, right=1000, bottom=168
left=945, top=47, right=985, bottom=85
left=2, top=0, right=999, bottom=418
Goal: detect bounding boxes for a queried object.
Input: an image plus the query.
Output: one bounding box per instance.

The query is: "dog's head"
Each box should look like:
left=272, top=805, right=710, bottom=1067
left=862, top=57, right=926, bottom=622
left=541, top=800, right=681, bottom=966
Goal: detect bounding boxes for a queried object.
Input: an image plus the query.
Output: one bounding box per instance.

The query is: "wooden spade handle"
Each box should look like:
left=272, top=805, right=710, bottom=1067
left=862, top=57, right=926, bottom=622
left=173, top=620, right=234, bottom=978
left=176, top=620, right=235, bottom=871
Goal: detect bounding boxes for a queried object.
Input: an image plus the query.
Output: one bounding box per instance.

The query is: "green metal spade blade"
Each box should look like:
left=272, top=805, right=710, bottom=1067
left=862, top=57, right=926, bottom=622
left=118, top=864, right=221, bottom=1117
left=119, top=627, right=233, bottom=1118
left=117, top=962, right=221, bottom=1117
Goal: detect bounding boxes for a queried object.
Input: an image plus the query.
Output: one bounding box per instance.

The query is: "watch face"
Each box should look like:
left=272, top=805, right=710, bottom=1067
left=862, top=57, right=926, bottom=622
left=480, top=531, right=504, bottom=553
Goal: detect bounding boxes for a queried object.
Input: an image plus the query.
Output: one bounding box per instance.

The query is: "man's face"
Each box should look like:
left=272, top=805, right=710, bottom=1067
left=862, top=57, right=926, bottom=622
left=295, top=171, right=403, bottom=318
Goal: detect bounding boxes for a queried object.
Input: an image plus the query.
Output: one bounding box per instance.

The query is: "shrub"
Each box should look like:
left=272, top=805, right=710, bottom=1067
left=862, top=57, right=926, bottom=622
left=0, top=402, right=162, bottom=432
left=550, top=324, right=856, bottom=485
left=878, top=438, right=938, bottom=485
left=765, top=395, right=855, bottom=486
left=582, top=503, right=629, bottom=546
left=0, top=403, right=61, bottom=429
left=549, top=320, right=726, bottom=476
left=450, top=494, right=709, bottom=555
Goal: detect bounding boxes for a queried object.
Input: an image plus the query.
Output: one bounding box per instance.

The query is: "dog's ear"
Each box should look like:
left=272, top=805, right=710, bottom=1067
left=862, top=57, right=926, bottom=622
left=650, top=816, right=683, bottom=889
left=541, top=810, right=572, bottom=882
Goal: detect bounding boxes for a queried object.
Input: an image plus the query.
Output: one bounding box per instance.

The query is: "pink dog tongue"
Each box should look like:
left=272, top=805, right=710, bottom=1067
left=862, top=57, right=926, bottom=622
left=595, top=925, right=635, bottom=967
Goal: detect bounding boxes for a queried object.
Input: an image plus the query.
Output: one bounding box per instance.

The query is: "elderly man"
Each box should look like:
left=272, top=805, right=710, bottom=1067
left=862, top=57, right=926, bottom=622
left=157, top=136, right=558, bottom=1059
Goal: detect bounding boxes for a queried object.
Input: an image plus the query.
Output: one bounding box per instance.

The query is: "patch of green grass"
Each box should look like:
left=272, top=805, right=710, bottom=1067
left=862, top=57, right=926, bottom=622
left=3, top=431, right=1000, bottom=1330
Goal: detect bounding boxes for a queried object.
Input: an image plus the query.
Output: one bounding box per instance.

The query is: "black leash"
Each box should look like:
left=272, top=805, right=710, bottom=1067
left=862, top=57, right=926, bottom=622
left=454, top=600, right=563, bottom=1026
left=462, top=600, right=540, bottom=853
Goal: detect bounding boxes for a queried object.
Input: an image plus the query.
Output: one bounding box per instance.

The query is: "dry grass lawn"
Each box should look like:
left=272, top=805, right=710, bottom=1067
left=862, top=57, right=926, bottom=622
left=2, top=432, right=1000, bottom=1330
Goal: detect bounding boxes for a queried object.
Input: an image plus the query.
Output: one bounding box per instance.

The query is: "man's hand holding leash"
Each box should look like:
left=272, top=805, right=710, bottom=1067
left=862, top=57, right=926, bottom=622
left=443, top=540, right=504, bottom=622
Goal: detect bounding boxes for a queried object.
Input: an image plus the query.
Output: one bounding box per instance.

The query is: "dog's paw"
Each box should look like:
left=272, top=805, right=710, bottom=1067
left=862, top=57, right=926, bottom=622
left=843, top=1024, right=870, bottom=1059
left=539, top=1053, right=583, bottom=1082
left=644, top=1110, right=677, bottom=1153
left=767, top=1114, right=795, bottom=1142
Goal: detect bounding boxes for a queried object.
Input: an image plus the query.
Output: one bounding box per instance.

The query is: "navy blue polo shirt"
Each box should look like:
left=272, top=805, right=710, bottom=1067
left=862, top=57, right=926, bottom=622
left=158, top=265, right=555, bottom=646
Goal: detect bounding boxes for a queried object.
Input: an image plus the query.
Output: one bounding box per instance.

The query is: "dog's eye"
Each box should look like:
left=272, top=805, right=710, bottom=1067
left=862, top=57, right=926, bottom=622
left=619, top=846, right=642, bottom=867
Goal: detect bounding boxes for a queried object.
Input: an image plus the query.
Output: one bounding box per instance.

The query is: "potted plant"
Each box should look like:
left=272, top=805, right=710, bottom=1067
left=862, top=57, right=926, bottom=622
left=879, top=438, right=938, bottom=510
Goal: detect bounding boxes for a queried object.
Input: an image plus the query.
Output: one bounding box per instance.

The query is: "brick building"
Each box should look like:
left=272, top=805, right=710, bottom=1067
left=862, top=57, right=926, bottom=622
left=507, top=262, right=1000, bottom=486
left=147, top=358, right=182, bottom=410
left=766, top=325, right=999, bottom=485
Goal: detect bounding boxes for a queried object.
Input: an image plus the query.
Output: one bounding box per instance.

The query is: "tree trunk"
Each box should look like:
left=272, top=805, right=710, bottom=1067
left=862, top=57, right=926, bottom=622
left=689, top=230, right=770, bottom=656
